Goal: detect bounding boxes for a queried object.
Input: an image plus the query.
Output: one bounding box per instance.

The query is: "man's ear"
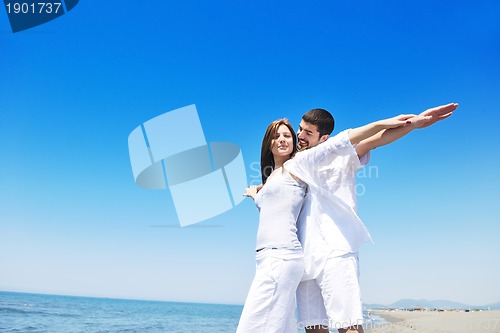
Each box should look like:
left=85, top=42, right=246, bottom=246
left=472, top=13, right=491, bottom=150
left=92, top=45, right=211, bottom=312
left=319, top=134, right=329, bottom=144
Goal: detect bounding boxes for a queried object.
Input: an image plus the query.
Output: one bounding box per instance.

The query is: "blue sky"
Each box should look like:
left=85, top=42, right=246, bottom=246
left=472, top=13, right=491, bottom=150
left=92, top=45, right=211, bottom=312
left=1, top=0, right=499, bottom=306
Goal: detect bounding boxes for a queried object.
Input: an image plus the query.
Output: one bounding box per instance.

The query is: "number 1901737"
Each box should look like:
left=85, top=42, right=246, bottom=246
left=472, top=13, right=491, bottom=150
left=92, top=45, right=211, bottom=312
left=5, top=2, right=62, bottom=14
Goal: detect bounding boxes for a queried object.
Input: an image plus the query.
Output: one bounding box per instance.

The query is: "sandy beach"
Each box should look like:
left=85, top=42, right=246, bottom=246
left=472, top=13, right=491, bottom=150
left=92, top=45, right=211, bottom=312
left=366, top=309, right=500, bottom=333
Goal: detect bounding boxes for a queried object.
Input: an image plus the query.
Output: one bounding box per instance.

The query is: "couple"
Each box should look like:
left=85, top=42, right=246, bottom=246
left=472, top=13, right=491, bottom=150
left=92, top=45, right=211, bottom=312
left=236, top=103, right=458, bottom=333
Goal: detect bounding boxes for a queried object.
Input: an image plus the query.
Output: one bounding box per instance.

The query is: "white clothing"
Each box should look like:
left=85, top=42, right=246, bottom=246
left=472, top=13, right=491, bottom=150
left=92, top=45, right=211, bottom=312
left=254, top=168, right=306, bottom=253
left=285, top=129, right=371, bottom=328
left=236, top=250, right=304, bottom=333
left=284, top=129, right=372, bottom=280
left=296, top=253, right=363, bottom=329
left=237, top=169, right=307, bottom=332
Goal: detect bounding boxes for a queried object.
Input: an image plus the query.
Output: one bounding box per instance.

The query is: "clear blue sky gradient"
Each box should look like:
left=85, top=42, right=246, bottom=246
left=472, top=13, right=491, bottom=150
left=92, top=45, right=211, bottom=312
left=1, top=1, right=499, bottom=306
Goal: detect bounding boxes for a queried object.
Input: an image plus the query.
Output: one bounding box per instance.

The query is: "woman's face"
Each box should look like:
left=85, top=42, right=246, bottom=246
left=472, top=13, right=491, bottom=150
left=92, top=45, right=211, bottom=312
left=271, top=124, right=294, bottom=159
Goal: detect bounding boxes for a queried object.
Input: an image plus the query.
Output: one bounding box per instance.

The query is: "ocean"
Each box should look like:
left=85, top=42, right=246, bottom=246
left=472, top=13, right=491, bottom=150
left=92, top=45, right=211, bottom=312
left=0, top=291, right=386, bottom=332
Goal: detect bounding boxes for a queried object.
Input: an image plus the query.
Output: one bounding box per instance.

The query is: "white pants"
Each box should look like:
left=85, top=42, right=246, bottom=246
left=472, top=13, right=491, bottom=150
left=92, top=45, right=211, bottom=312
left=237, top=251, right=304, bottom=333
left=297, top=253, right=363, bottom=330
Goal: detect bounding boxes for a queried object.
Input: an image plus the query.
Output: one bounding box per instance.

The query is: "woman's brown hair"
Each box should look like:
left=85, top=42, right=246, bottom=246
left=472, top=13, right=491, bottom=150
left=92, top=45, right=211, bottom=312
left=260, top=118, right=298, bottom=184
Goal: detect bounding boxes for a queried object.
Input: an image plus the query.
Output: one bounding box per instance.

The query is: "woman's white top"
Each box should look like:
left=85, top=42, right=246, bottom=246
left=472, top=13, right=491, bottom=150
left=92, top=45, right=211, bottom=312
left=254, top=167, right=307, bottom=254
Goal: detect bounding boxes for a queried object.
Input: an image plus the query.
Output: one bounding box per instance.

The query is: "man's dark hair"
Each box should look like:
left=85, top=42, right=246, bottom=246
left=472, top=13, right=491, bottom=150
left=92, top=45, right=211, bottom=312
left=302, top=108, right=335, bottom=136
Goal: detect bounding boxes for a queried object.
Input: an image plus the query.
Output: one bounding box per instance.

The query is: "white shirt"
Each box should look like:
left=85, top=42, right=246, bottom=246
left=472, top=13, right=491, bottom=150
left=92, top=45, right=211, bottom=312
left=254, top=168, right=307, bottom=255
left=284, top=129, right=373, bottom=279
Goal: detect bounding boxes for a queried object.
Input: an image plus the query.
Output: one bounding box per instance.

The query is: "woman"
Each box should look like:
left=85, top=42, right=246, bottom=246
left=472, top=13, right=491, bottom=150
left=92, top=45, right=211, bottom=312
left=236, top=119, right=306, bottom=333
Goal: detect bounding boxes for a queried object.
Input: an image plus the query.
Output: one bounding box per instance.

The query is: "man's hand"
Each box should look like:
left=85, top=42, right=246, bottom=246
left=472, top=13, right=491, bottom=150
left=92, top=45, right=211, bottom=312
left=409, top=103, right=458, bottom=129
left=355, top=103, right=458, bottom=157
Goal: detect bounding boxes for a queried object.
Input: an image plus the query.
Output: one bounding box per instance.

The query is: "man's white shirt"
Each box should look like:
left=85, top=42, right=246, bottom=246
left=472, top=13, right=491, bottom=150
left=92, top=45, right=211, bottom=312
left=284, top=129, right=373, bottom=280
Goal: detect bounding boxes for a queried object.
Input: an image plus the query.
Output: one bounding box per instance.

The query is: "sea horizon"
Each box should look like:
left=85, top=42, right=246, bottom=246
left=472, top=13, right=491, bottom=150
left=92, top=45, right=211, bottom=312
left=3, top=290, right=495, bottom=310
left=0, top=289, right=245, bottom=307
left=0, top=290, right=244, bottom=332
left=0, top=290, right=386, bottom=332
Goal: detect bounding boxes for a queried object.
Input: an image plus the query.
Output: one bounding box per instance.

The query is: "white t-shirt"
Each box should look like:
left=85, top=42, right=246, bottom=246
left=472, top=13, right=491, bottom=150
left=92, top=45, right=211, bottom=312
left=284, top=129, right=372, bottom=279
left=254, top=168, right=307, bottom=257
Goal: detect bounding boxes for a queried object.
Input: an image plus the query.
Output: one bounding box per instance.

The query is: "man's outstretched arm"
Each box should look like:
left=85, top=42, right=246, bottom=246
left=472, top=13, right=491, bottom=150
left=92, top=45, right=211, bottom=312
left=347, top=114, right=415, bottom=146
left=355, top=103, right=458, bottom=157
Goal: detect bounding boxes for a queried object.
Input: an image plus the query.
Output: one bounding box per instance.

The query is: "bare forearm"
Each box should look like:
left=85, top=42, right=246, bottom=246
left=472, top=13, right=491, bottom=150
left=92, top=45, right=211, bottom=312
left=348, top=121, right=388, bottom=146
left=356, top=125, right=413, bottom=157
left=348, top=114, right=413, bottom=146
left=353, top=103, right=457, bottom=158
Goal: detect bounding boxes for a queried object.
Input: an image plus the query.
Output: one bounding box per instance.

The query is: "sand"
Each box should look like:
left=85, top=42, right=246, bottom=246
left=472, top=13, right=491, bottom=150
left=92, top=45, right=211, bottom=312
left=365, top=309, right=500, bottom=333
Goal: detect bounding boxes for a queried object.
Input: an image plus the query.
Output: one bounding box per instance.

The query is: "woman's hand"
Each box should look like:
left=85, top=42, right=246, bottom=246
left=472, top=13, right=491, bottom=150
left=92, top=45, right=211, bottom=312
left=243, top=184, right=263, bottom=200
left=377, top=114, right=416, bottom=129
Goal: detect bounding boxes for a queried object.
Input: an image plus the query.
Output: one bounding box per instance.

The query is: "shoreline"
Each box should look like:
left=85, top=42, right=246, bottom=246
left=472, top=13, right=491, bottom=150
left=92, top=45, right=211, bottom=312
left=365, top=309, right=500, bottom=333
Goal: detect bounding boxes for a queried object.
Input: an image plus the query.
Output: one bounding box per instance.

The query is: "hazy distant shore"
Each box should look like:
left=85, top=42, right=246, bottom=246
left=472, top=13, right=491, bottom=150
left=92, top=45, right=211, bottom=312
left=365, top=309, right=500, bottom=333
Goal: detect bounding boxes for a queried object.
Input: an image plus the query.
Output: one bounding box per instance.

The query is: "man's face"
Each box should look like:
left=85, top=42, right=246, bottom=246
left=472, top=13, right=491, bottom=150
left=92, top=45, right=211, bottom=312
left=297, top=120, right=327, bottom=150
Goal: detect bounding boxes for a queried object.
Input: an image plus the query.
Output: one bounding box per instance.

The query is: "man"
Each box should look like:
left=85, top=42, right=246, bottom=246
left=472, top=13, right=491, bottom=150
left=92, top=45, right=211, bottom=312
left=285, top=103, right=458, bottom=333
